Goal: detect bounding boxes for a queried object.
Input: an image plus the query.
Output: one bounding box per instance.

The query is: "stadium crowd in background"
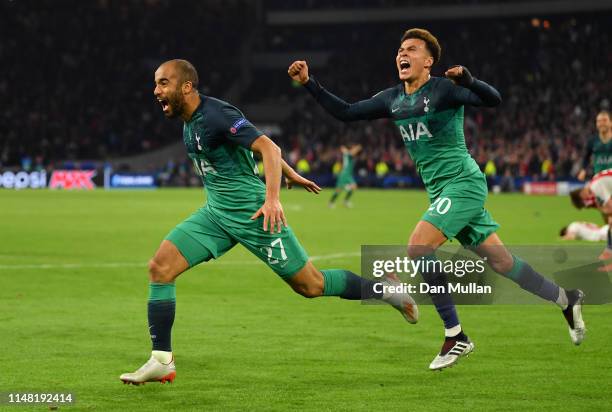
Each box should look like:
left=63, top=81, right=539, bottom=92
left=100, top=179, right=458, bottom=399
left=0, top=0, right=255, bottom=168
left=1, top=1, right=610, bottom=189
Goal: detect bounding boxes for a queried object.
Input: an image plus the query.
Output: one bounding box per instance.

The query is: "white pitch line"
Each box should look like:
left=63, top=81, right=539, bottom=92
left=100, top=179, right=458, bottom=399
left=0, top=262, right=145, bottom=270
left=310, top=251, right=361, bottom=261
left=0, top=252, right=361, bottom=270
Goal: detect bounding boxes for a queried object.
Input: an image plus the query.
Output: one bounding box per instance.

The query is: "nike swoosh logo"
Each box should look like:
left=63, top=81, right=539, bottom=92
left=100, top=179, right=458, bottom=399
left=392, top=107, right=400, bottom=113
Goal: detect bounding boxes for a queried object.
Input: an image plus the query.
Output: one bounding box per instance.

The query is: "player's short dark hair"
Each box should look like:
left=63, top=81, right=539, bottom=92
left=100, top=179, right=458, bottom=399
left=400, top=28, right=441, bottom=65
left=598, top=110, right=610, bottom=119
left=569, top=189, right=585, bottom=209
left=559, top=226, right=568, bottom=237
left=169, top=59, right=199, bottom=89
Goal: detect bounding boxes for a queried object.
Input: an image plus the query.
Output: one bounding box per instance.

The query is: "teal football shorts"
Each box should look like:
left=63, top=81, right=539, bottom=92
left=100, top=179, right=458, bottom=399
left=421, top=170, right=499, bottom=247
left=165, top=205, right=309, bottom=279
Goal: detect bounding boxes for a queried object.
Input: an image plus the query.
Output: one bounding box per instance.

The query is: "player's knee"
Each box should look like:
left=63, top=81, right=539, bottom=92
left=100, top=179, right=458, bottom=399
left=148, top=258, right=175, bottom=283
left=290, top=273, right=324, bottom=298
left=294, top=282, right=324, bottom=298
left=288, top=264, right=324, bottom=298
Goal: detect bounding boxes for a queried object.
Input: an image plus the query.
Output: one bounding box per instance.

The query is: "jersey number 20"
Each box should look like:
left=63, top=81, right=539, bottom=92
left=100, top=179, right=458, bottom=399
left=428, top=197, right=452, bottom=215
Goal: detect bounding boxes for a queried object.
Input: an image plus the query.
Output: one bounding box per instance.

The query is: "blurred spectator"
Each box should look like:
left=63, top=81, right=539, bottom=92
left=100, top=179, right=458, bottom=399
left=375, top=161, right=389, bottom=178
left=296, top=158, right=311, bottom=174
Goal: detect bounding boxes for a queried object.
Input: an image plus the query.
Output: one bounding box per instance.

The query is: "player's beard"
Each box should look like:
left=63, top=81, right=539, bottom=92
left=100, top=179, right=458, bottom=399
left=165, top=89, right=186, bottom=119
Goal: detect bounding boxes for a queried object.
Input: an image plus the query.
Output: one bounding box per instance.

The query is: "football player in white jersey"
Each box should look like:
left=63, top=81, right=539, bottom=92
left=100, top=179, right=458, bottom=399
left=560, top=222, right=609, bottom=241
left=570, top=169, right=612, bottom=267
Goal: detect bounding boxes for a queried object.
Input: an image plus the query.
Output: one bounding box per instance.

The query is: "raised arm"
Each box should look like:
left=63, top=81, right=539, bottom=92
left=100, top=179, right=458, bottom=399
left=288, top=60, right=390, bottom=122
left=349, top=144, right=363, bottom=156
left=444, top=65, right=502, bottom=107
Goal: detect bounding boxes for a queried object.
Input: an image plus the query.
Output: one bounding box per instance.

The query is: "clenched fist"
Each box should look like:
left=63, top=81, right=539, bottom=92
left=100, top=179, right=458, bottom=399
left=288, top=60, right=309, bottom=85
left=445, top=65, right=474, bottom=87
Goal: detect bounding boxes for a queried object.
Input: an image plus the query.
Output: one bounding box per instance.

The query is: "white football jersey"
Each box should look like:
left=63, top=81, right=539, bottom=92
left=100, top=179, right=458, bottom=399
left=589, top=169, right=612, bottom=206
left=566, top=221, right=609, bottom=241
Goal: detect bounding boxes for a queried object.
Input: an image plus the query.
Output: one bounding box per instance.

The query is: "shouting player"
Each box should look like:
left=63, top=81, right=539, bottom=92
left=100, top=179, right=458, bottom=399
left=119, top=59, right=417, bottom=385
left=578, top=110, right=612, bottom=181
left=289, top=28, right=586, bottom=370
left=330, top=144, right=362, bottom=208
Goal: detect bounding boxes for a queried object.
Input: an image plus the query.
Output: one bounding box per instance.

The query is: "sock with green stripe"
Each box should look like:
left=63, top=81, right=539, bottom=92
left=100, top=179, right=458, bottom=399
left=329, top=191, right=340, bottom=204
left=504, top=255, right=567, bottom=308
left=148, top=282, right=176, bottom=352
left=321, top=269, right=383, bottom=300
left=344, top=190, right=354, bottom=201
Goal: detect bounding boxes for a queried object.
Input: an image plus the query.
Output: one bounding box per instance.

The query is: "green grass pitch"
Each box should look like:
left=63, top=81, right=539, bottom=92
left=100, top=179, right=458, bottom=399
left=1, top=188, right=611, bottom=411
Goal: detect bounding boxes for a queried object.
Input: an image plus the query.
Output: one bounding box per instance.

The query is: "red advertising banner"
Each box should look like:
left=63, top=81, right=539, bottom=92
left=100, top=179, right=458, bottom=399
left=49, top=170, right=96, bottom=190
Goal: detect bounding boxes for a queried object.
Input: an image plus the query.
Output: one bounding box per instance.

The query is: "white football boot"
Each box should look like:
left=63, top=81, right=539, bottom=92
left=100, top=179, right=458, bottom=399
left=120, top=355, right=176, bottom=385
left=381, top=273, right=419, bottom=324
left=563, top=289, right=586, bottom=345
left=429, top=338, right=474, bottom=371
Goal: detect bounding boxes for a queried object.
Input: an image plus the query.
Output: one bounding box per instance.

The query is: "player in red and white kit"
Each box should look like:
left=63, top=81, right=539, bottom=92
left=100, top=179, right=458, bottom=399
left=560, top=222, right=609, bottom=241
left=570, top=169, right=612, bottom=266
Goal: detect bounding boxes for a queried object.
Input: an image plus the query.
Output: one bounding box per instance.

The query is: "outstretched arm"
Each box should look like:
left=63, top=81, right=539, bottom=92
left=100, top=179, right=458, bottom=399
left=288, top=60, right=390, bottom=122
left=445, top=65, right=502, bottom=107
left=281, top=159, right=321, bottom=194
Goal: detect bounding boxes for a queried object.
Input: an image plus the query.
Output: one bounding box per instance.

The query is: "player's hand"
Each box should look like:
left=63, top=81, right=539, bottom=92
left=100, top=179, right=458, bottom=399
left=285, top=172, right=321, bottom=194
left=288, top=60, right=309, bottom=85
left=577, top=169, right=587, bottom=181
left=445, top=65, right=474, bottom=87
left=250, top=199, right=287, bottom=233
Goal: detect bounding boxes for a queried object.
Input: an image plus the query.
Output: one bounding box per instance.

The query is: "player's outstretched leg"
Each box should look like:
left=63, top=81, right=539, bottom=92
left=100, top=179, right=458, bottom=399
left=120, top=240, right=188, bottom=385
left=344, top=186, right=355, bottom=208
left=408, top=222, right=473, bottom=371
left=287, top=261, right=418, bottom=323
left=474, top=234, right=586, bottom=345
left=329, top=189, right=341, bottom=208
